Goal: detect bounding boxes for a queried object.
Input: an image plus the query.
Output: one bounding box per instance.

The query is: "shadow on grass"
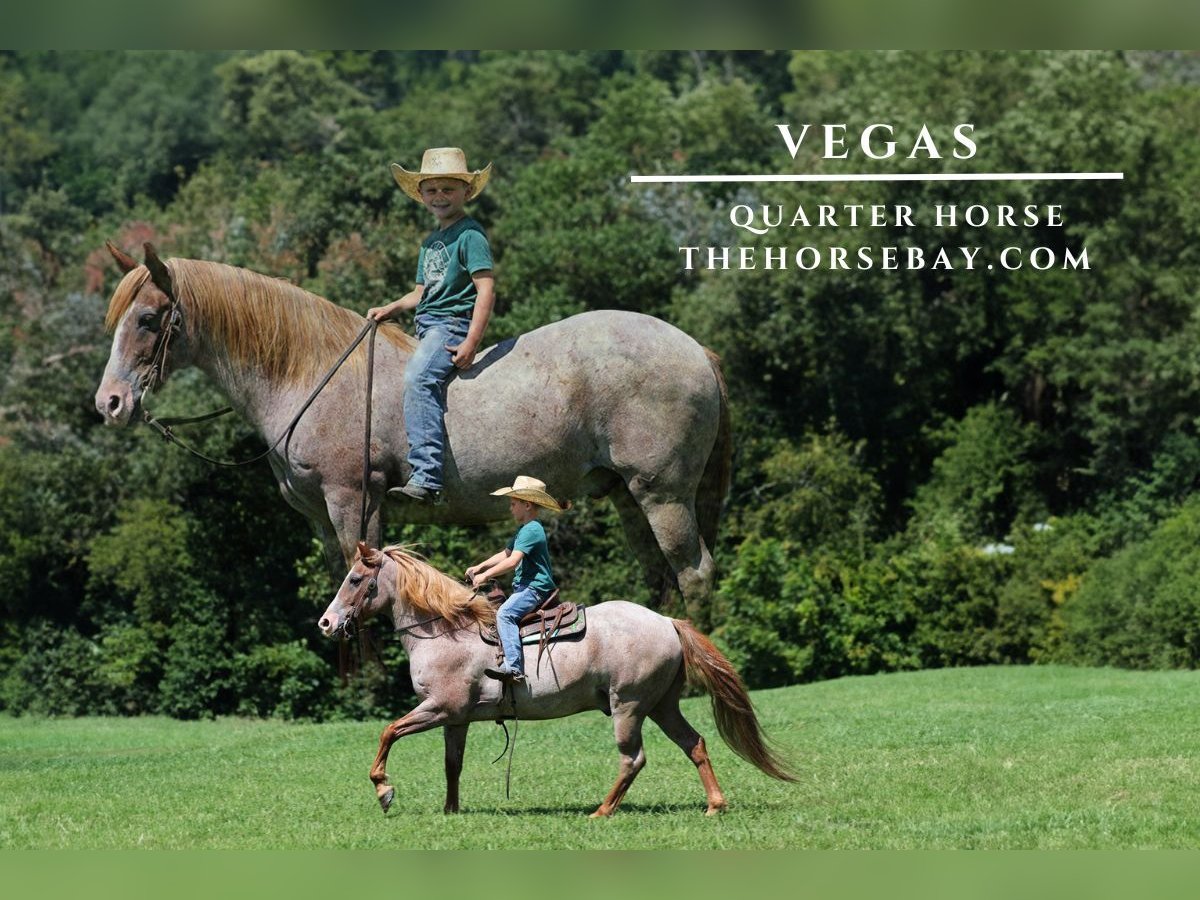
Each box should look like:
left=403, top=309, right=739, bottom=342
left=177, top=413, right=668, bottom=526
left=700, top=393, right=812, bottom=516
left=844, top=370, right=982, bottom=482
left=403, top=801, right=718, bottom=817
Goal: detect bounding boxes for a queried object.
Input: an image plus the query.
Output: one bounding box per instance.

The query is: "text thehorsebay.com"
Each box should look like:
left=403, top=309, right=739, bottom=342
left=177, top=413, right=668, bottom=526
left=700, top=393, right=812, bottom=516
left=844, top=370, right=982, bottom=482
left=665, top=123, right=1098, bottom=273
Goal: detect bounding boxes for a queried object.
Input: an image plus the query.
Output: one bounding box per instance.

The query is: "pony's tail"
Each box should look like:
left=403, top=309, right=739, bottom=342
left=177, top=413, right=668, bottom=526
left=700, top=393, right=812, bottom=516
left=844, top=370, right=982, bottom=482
left=672, top=619, right=796, bottom=782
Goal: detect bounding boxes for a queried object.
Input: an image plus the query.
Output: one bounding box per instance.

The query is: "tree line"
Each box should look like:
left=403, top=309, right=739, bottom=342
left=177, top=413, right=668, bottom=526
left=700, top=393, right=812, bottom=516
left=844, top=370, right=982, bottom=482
left=2, top=50, right=1199, bottom=719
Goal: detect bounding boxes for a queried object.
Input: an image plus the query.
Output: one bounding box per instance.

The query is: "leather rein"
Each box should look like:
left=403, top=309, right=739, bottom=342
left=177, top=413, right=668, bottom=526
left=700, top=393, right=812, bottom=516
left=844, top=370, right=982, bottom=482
left=138, top=269, right=380, bottom=543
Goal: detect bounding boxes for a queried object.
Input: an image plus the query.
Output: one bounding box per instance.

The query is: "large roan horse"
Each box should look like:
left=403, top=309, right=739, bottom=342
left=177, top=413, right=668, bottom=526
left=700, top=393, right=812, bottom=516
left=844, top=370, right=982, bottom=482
left=95, top=244, right=730, bottom=619
left=319, top=543, right=794, bottom=815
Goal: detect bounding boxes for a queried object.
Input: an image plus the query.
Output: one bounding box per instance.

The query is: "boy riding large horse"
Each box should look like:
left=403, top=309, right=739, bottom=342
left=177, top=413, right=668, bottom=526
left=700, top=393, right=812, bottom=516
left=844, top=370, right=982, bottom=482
left=368, top=147, right=495, bottom=505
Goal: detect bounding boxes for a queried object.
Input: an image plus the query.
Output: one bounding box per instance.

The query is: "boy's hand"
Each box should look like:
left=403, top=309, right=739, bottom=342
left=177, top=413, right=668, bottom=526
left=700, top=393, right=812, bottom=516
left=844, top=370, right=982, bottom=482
left=367, top=305, right=396, bottom=322
left=446, top=338, right=479, bottom=369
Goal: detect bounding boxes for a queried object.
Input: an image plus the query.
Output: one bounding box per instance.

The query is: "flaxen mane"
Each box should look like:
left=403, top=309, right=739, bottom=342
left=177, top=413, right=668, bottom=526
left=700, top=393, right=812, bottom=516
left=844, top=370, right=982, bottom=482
left=104, top=258, right=414, bottom=384
left=366, top=544, right=496, bottom=629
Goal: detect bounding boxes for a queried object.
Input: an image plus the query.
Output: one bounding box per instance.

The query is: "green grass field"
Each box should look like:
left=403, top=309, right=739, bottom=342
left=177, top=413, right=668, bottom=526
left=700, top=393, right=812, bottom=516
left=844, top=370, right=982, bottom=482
left=3, top=665, right=1200, bottom=849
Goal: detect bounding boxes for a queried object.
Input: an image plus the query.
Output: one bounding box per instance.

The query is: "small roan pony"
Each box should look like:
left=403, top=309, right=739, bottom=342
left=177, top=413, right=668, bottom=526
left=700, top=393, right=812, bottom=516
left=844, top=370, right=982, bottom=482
left=318, top=543, right=795, bottom=817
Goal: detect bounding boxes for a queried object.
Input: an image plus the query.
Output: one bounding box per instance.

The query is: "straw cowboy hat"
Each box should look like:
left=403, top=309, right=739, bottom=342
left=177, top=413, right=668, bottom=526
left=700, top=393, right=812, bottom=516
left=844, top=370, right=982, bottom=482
left=391, top=147, right=493, bottom=202
left=491, top=475, right=572, bottom=512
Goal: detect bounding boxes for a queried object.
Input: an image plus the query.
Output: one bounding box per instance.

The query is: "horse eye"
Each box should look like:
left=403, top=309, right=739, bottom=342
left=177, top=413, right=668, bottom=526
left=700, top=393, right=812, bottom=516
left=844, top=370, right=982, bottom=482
left=348, top=573, right=362, bottom=586
left=138, top=312, right=159, bottom=332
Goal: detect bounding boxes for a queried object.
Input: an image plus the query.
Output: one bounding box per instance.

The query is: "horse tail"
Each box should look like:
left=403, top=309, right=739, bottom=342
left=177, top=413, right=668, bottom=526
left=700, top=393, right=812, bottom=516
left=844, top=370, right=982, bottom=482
left=672, top=619, right=796, bottom=782
left=697, top=348, right=731, bottom=553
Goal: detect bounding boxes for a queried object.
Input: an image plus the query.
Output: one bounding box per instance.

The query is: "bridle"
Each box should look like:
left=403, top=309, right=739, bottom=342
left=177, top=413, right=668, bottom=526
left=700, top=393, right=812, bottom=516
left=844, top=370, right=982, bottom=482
left=336, top=555, right=479, bottom=640
left=144, top=286, right=184, bottom=394
left=131, top=259, right=382, bottom=544
left=336, top=566, right=380, bottom=640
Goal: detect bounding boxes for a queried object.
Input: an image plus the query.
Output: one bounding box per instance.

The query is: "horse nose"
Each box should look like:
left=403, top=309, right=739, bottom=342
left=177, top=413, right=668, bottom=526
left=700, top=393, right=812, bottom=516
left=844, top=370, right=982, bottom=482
left=319, top=615, right=335, bottom=635
left=96, top=387, right=130, bottom=424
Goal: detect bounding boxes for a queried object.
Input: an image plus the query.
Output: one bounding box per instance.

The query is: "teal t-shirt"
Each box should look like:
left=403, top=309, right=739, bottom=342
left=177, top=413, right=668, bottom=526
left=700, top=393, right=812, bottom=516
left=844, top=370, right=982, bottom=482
left=415, top=216, right=493, bottom=318
left=507, top=520, right=556, bottom=594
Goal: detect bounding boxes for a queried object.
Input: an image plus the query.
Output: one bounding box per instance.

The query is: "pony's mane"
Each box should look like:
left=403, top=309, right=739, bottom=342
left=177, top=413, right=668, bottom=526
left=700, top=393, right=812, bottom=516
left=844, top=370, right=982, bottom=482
left=104, top=258, right=415, bottom=384
left=367, top=544, right=496, bottom=629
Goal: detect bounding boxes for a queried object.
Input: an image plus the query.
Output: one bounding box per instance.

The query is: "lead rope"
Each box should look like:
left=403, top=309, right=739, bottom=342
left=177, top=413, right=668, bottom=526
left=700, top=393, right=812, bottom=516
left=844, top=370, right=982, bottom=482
left=141, top=304, right=384, bottom=682
left=491, top=681, right=520, bottom=799
left=142, top=318, right=378, bottom=470
left=358, top=319, right=378, bottom=542
left=354, top=320, right=379, bottom=675
left=506, top=709, right=519, bottom=799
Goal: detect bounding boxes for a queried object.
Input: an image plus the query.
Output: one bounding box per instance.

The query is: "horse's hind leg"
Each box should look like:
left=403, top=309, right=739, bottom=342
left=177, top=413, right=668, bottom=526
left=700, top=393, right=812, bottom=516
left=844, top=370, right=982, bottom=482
left=649, top=679, right=727, bottom=815
left=590, top=703, right=647, bottom=818
left=610, top=482, right=674, bottom=603
left=632, top=488, right=715, bottom=629
left=443, top=724, right=469, bottom=814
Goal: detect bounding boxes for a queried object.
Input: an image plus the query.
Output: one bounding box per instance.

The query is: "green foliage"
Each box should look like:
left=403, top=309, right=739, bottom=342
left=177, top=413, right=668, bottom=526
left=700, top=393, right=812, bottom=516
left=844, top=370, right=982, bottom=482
left=0, top=64, right=56, bottom=197
left=217, top=51, right=368, bottom=161
left=230, top=641, right=333, bottom=720
left=155, top=636, right=222, bottom=719
left=0, top=622, right=105, bottom=716
left=910, top=402, right=1041, bottom=543
left=716, top=538, right=919, bottom=686
left=1059, top=496, right=1200, bottom=669
left=991, top=518, right=1095, bottom=664
left=79, top=53, right=222, bottom=204
left=732, top=427, right=882, bottom=556
left=893, top=540, right=1014, bottom=667
left=5, top=51, right=1200, bottom=719
left=459, top=52, right=611, bottom=164
left=93, top=621, right=164, bottom=715
left=545, top=497, right=650, bottom=606
left=494, top=158, right=678, bottom=319
left=87, top=499, right=194, bottom=625
left=1081, top=429, right=1200, bottom=554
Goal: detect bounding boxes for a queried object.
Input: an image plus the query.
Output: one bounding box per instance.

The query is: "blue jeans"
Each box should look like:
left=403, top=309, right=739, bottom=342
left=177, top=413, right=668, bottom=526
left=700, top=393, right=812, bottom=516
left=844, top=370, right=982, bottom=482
left=404, top=313, right=471, bottom=491
left=496, top=583, right=548, bottom=673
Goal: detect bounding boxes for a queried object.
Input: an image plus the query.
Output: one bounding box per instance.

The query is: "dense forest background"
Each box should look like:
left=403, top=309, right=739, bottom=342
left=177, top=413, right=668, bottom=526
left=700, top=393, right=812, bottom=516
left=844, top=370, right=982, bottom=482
left=3, top=50, right=1200, bottom=720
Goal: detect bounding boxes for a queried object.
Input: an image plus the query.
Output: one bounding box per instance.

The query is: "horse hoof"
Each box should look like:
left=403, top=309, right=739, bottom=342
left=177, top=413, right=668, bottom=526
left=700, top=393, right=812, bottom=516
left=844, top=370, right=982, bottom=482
left=588, top=809, right=611, bottom=819
left=705, top=804, right=726, bottom=817
left=379, top=787, right=395, bottom=813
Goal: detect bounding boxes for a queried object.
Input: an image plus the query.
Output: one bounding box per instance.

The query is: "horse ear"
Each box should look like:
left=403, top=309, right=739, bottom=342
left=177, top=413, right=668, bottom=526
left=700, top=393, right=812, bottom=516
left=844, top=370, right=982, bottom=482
left=106, top=241, right=138, bottom=274
left=143, top=242, right=173, bottom=297
left=355, top=540, right=372, bottom=560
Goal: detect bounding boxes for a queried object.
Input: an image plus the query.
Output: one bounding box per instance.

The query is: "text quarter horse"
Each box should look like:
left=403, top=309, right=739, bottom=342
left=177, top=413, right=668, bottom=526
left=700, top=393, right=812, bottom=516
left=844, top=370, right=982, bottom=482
left=95, top=244, right=730, bottom=619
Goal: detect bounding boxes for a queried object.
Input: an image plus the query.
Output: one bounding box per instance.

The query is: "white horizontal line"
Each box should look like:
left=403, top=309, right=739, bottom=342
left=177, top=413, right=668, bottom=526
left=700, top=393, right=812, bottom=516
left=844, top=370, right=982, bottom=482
left=630, top=172, right=1124, bottom=183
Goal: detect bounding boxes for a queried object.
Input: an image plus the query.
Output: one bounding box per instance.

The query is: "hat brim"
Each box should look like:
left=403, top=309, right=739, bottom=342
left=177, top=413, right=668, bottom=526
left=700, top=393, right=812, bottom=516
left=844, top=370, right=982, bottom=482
left=391, top=162, right=493, bottom=203
left=490, top=486, right=572, bottom=512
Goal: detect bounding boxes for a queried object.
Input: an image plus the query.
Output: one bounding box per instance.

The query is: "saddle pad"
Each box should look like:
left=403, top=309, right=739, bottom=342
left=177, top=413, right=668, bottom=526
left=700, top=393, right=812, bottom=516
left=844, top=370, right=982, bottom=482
left=480, top=606, right=586, bottom=646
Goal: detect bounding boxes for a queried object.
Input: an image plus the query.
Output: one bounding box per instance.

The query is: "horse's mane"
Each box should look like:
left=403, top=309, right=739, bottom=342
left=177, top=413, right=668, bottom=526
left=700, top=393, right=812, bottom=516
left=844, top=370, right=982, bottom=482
left=104, top=258, right=415, bottom=384
left=366, top=544, right=496, bottom=629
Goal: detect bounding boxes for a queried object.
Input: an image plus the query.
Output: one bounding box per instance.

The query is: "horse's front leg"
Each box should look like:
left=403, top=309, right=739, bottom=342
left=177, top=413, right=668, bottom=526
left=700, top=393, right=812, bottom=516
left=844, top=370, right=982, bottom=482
left=325, top=482, right=385, bottom=568
left=443, top=724, right=469, bottom=814
left=370, top=698, right=450, bottom=813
